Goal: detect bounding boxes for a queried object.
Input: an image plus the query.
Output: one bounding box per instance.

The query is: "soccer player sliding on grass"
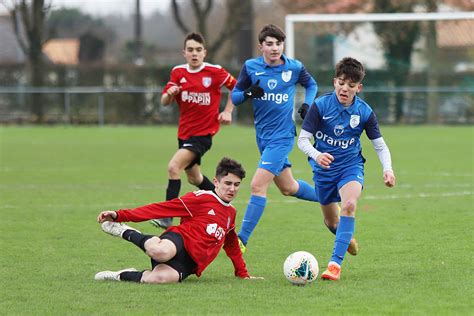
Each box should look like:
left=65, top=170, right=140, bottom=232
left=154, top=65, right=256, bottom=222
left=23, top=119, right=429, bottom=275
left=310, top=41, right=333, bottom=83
left=95, top=158, right=262, bottom=284
left=298, top=57, right=396, bottom=281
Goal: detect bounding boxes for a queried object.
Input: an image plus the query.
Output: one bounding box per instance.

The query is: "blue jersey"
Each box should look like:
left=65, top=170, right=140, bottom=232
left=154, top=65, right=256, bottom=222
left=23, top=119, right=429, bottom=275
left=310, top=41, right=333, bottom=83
left=232, top=55, right=317, bottom=140
left=301, top=91, right=382, bottom=173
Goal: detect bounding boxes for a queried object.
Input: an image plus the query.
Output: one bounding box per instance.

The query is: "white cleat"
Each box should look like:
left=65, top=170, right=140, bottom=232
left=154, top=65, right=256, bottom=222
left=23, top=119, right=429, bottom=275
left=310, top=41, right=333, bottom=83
left=101, top=221, right=140, bottom=238
left=94, top=268, right=137, bottom=281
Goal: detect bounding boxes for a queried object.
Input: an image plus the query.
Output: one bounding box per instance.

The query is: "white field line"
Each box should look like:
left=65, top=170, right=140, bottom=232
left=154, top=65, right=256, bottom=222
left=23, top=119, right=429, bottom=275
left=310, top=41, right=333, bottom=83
left=1, top=191, right=472, bottom=209
left=291, top=170, right=473, bottom=177
left=3, top=168, right=472, bottom=178
left=1, top=182, right=471, bottom=191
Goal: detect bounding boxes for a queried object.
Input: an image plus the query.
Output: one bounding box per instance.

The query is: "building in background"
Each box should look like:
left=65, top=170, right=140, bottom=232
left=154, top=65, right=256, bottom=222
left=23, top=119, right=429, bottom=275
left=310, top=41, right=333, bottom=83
left=0, top=14, right=25, bottom=64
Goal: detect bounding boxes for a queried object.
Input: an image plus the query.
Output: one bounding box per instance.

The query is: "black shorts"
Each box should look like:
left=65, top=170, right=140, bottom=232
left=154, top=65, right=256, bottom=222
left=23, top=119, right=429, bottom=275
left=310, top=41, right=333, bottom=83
left=150, top=231, right=197, bottom=282
left=178, top=135, right=212, bottom=170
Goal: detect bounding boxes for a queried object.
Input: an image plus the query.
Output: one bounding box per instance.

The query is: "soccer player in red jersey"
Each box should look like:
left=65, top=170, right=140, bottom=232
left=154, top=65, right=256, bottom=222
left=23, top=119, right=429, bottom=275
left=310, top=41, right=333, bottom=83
left=94, top=158, right=262, bottom=284
left=153, top=32, right=237, bottom=229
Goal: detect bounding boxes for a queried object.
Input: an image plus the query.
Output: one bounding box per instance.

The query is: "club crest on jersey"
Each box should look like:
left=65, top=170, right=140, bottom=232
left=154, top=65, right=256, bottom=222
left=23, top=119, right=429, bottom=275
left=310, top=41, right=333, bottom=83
left=334, top=124, right=344, bottom=136
left=267, top=79, right=277, bottom=90
left=282, top=70, right=292, bottom=82
left=350, top=115, right=360, bottom=128
left=202, top=77, right=212, bottom=88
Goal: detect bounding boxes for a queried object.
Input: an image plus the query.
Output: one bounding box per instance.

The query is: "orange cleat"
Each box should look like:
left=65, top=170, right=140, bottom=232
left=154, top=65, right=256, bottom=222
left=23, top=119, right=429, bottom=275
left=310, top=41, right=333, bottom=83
left=347, top=238, right=359, bottom=256
left=321, top=262, right=341, bottom=281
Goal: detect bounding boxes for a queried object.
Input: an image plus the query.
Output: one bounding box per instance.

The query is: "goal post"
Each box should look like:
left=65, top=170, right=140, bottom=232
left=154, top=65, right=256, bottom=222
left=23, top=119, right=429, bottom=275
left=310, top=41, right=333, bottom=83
left=285, top=11, right=474, bottom=124
left=285, top=12, right=474, bottom=59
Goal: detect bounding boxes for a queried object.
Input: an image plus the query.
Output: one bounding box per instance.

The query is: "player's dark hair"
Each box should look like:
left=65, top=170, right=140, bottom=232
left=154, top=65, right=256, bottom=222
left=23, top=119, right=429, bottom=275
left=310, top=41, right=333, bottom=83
left=184, top=32, right=206, bottom=48
left=335, top=57, right=365, bottom=82
left=215, top=157, right=246, bottom=180
left=258, top=24, right=286, bottom=43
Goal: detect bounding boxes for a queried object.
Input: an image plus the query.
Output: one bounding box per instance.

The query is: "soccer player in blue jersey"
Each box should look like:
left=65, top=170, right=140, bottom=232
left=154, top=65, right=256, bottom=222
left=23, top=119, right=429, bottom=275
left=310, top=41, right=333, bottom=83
left=298, top=57, right=396, bottom=281
left=231, top=24, right=319, bottom=251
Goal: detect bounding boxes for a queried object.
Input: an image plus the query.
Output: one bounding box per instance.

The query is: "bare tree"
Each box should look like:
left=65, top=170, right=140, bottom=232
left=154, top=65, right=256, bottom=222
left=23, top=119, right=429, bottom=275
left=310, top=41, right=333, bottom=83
left=2, top=0, right=51, bottom=122
left=171, top=0, right=252, bottom=60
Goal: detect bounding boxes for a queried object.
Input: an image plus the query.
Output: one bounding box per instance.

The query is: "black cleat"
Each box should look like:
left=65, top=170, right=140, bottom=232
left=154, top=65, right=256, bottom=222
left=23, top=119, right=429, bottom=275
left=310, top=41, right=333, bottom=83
left=150, top=218, right=173, bottom=229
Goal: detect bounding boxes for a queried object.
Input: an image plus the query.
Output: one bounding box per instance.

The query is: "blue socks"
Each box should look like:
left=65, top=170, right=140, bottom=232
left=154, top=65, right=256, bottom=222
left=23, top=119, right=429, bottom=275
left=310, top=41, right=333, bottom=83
left=330, top=216, right=355, bottom=265
left=238, top=195, right=267, bottom=245
left=293, top=179, right=319, bottom=202
left=238, top=181, right=317, bottom=245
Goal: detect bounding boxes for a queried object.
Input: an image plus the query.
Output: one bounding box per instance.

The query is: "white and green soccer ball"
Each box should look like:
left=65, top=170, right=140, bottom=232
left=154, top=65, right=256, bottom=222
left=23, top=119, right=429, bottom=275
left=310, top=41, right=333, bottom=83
left=283, top=251, right=319, bottom=285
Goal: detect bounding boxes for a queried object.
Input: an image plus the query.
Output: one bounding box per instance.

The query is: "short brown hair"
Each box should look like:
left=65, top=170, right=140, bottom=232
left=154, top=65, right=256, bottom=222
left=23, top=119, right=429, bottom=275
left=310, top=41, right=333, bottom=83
left=335, top=57, right=365, bottom=83
left=184, top=32, right=205, bottom=49
left=258, top=24, right=286, bottom=43
left=215, top=157, right=246, bottom=180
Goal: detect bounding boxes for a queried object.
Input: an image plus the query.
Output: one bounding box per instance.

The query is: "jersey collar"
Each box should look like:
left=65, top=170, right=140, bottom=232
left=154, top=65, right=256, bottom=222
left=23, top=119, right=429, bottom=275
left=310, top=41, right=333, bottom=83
left=186, top=62, right=206, bottom=73
left=258, top=54, right=288, bottom=70
left=332, top=92, right=360, bottom=114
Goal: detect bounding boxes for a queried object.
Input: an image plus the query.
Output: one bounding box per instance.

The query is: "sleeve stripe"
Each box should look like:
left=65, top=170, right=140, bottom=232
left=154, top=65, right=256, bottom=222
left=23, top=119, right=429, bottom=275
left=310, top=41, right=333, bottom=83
left=178, top=198, right=194, bottom=217
left=220, top=74, right=231, bottom=87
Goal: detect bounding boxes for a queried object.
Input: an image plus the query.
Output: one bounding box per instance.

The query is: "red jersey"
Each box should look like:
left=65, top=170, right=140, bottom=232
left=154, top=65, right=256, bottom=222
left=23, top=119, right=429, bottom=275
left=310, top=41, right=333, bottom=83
left=115, top=190, right=248, bottom=278
left=163, top=63, right=236, bottom=140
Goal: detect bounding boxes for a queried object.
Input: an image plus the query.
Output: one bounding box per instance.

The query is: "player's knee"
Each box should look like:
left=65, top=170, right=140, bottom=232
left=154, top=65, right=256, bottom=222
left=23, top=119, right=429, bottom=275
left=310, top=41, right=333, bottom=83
left=187, top=174, right=201, bottom=186
left=167, top=162, right=181, bottom=178
left=141, top=272, right=168, bottom=284
left=342, top=199, right=357, bottom=216
left=278, top=187, right=293, bottom=196
left=250, top=180, right=266, bottom=195
left=146, top=243, right=171, bottom=262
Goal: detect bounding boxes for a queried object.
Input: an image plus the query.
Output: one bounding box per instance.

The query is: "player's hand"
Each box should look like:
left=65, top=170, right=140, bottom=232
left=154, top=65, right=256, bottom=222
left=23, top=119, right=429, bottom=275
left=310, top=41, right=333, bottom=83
left=97, top=210, right=117, bottom=223
left=218, top=110, right=232, bottom=124
left=166, top=85, right=181, bottom=97
left=316, top=153, right=334, bottom=169
left=383, top=170, right=396, bottom=187
left=297, top=103, right=310, bottom=119
left=243, top=79, right=264, bottom=99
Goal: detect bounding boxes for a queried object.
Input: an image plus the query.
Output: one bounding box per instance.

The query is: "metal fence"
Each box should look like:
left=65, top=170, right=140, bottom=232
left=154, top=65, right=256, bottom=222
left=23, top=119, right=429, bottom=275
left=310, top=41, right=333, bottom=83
left=0, top=86, right=473, bottom=125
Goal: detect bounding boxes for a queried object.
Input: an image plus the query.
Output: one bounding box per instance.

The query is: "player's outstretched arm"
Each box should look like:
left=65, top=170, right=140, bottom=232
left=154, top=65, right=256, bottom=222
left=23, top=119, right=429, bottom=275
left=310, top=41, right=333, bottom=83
left=161, top=85, right=181, bottom=106
left=369, top=137, right=395, bottom=188
left=97, top=210, right=117, bottom=223
left=383, top=170, right=396, bottom=187
left=218, top=93, right=234, bottom=124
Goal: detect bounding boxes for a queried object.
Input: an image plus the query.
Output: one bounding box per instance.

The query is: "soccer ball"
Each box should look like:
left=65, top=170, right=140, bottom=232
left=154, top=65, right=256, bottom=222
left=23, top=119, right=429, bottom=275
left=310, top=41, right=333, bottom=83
left=283, top=251, right=319, bottom=285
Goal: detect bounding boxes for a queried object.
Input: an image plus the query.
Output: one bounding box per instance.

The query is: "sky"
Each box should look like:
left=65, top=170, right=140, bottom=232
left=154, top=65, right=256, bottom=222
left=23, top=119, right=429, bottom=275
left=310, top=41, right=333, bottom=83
left=1, top=0, right=171, bottom=17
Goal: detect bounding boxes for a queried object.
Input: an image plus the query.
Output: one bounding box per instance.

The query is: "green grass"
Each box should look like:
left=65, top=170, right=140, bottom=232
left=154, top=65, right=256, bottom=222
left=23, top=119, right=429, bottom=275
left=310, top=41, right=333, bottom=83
left=1, top=125, right=473, bottom=315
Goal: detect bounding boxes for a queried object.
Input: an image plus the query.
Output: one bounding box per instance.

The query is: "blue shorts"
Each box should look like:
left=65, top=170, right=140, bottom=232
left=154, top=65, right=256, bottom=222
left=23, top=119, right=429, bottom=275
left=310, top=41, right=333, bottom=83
left=310, top=160, right=364, bottom=205
left=256, top=137, right=294, bottom=176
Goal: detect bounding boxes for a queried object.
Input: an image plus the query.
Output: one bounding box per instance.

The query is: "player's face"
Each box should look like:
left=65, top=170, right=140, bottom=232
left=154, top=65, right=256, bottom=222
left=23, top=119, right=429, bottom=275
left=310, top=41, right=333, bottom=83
left=214, top=173, right=242, bottom=203
left=259, top=36, right=284, bottom=65
left=183, top=39, right=206, bottom=70
left=333, top=76, right=363, bottom=106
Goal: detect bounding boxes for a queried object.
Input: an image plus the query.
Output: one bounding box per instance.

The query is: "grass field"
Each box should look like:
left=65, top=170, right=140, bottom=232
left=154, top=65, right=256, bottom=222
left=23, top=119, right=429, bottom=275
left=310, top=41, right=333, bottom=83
left=1, top=125, right=473, bottom=315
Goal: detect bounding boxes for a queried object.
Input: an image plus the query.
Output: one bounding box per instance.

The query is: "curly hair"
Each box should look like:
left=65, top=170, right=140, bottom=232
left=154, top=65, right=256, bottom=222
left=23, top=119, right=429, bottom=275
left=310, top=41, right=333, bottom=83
left=215, top=157, right=246, bottom=180
left=335, top=57, right=366, bottom=83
